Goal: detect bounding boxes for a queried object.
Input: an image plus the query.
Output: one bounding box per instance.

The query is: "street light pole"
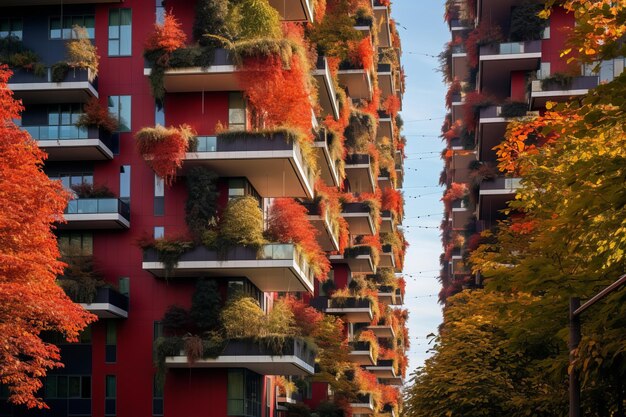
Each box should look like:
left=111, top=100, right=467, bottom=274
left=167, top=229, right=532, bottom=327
left=568, top=273, right=626, bottom=417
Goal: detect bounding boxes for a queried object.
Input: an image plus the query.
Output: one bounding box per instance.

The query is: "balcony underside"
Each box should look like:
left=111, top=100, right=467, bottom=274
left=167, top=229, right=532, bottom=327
left=307, top=214, right=340, bottom=252
left=379, top=252, right=395, bottom=268
left=325, top=306, right=373, bottom=323
left=329, top=254, right=375, bottom=275
left=377, top=291, right=394, bottom=305
left=338, top=69, right=372, bottom=100
left=60, top=213, right=130, bottom=230
left=480, top=56, right=540, bottom=99
left=366, top=365, right=399, bottom=380
left=341, top=213, right=375, bottom=236
left=9, top=81, right=97, bottom=104
left=314, top=139, right=341, bottom=187
left=345, top=164, right=376, bottom=194
left=79, top=288, right=129, bottom=319
left=378, top=116, right=393, bottom=140
left=450, top=151, right=475, bottom=183
left=166, top=355, right=313, bottom=375
left=478, top=119, right=507, bottom=162
left=350, top=402, right=375, bottom=415
left=380, top=212, right=395, bottom=233
left=378, top=175, right=394, bottom=191
left=267, top=0, right=314, bottom=22
left=367, top=325, right=395, bottom=339
left=478, top=193, right=513, bottom=225
left=184, top=151, right=313, bottom=199
left=38, top=139, right=114, bottom=161
left=349, top=349, right=375, bottom=366
left=478, top=0, right=541, bottom=26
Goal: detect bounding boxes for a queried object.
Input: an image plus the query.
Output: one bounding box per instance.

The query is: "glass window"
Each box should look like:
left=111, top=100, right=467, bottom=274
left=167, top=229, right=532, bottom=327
left=153, top=375, right=164, bottom=416
left=68, top=376, right=81, bottom=398
left=227, top=370, right=245, bottom=416
left=155, top=101, right=165, bottom=125
left=49, top=15, right=94, bottom=39
left=156, top=0, right=165, bottom=24
left=106, top=321, right=117, bottom=345
left=108, top=9, right=132, bottom=56
left=81, top=376, right=91, bottom=399
left=154, top=226, right=164, bottom=239
left=0, top=18, right=23, bottom=40
left=228, top=92, right=246, bottom=131
left=120, top=165, right=131, bottom=202
left=58, top=232, right=93, bottom=256
left=105, top=375, right=116, bottom=399
left=57, top=376, right=68, bottom=398
left=118, top=277, right=130, bottom=297
left=108, top=96, right=131, bottom=132
left=45, top=377, right=58, bottom=398
left=600, top=59, right=615, bottom=83
left=542, top=19, right=550, bottom=39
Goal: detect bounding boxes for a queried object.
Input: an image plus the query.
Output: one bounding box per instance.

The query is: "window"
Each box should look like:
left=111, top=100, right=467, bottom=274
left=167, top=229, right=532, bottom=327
left=120, top=165, right=131, bottom=202
left=118, top=277, right=130, bottom=297
left=58, top=232, right=93, bottom=256
left=228, top=92, right=246, bottom=131
left=49, top=171, right=93, bottom=190
left=227, top=279, right=263, bottom=309
left=265, top=377, right=271, bottom=417
left=542, top=19, right=550, bottom=39
left=155, top=0, right=165, bottom=24
left=537, top=62, right=550, bottom=80
left=227, top=370, right=261, bottom=417
left=106, top=321, right=117, bottom=363
left=105, top=375, right=116, bottom=416
left=153, top=321, right=163, bottom=341
left=109, top=96, right=131, bottom=132
left=153, top=376, right=164, bottom=416
left=154, top=174, right=164, bottom=216
left=45, top=376, right=91, bottom=399
left=155, top=101, right=165, bottom=125
left=108, top=9, right=132, bottom=56
left=50, top=15, right=95, bottom=39
left=227, top=178, right=261, bottom=206
left=154, top=227, right=164, bottom=239
left=0, top=18, right=23, bottom=40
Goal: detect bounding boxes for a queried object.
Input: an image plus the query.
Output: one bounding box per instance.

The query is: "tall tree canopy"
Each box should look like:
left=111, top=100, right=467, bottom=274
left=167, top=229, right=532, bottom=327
left=0, top=64, right=95, bottom=409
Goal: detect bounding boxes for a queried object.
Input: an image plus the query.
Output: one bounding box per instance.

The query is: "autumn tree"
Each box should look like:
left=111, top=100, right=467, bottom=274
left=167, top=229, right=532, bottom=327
left=0, top=65, right=96, bottom=409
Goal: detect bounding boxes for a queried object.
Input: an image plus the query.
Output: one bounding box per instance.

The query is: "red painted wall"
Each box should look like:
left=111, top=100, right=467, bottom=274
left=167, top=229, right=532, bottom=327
left=165, top=369, right=228, bottom=417
left=510, top=71, right=526, bottom=101
left=542, top=7, right=577, bottom=75
left=165, top=92, right=229, bottom=135
left=333, top=264, right=350, bottom=290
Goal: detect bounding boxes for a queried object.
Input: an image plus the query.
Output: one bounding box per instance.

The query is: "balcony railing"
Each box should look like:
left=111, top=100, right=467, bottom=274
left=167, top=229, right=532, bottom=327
left=165, top=337, right=316, bottom=376
left=143, top=244, right=315, bottom=293
left=80, top=287, right=129, bottom=319
left=479, top=40, right=542, bottom=56
left=9, top=67, right=98, bottom=103
left=341, top=202, right=375, bottom=235
left=61, top=198, right=130, bottom=230
left=480, top=176, right=522, bottom=194
left=326, top=297, right=374, bottom=323
left=301, top=201, right=340, bottom=251
left=22, top=124, right=115, bottom=160
left=314, top=57, right=340, bottom=120
left=349, top=341, right=375, bottom=365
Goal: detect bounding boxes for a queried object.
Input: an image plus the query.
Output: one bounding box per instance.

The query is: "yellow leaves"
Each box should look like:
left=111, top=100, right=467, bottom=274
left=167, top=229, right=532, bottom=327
left=585, top=47, right=597, bottom=55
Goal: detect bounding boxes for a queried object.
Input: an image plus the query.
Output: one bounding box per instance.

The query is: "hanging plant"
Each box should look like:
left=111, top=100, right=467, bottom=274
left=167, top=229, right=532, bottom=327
left=75, top=97, right=119, bottom=133
left=462, top=91, right=493, bottom=132
left=381, top=187, right=404, bottom=220
left=442, top=182, right=468, bottom=211
left=135, top=124, right=195, bottom=185
left=345, top=110, right=376, bottom=153
left=185, top=167, right=219, bottom=243
left=464, top=22, right=503, bottom=68
left=358, top=329, right=380, bottom=362
left=266, top=198, right=330, bottom=280
left=138, top=236, right=195, bottom=278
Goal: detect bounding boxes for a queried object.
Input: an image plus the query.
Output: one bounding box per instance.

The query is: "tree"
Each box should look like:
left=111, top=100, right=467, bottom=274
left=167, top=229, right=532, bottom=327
left=0, top=64, right=95, bottom=409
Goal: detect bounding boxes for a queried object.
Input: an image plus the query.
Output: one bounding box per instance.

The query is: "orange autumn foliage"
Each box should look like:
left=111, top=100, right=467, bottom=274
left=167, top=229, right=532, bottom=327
left=266, top=198, right=330, bottom=279
left=348, top=36, right=375, bottom=70
left=317, top=182, right=350, bottom=253
left=0, top=65, right=96, bottom=409
left=381, top=385, right=399, bottom=405
left=144, top=10, right=187, bottom=54
left=442, top=182, right=468, bottom=211
left=383, top=95, right=401, bottom=118
left=283, top=296, right=323, bottom=336
left=381, top=187, right=404, bottom=219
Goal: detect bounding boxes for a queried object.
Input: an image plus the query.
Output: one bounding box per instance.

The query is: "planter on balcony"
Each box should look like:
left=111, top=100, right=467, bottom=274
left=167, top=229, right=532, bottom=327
left=165, top=337, right=316, bottom=376
left=341, top=201, right=375, bottom=235
left=331, top=245, right=376, bottom=274
left=326, top=297, right=373, bottom=323
left=367, top=318, right=396, bottom=339
left=60, top=198, right=130, bottom=230
left=143, top=244, right=315, bottom=293
left=350, top=393, right=375, bottom=415
left=348, top=341, right=375, bottom=365
left=9, top=67, right=98, bottom=104
left=366, top=359, right=402, bottom=384
left=185, top=130, right=315, bottom=198
left=80, top=287, right=129, bottom=319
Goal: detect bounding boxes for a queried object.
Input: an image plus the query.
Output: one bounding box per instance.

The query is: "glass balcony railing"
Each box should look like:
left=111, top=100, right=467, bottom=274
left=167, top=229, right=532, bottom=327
left=23, top=125, right=89, bottom=140
left=195, top=136, right=217, bottom=152
left=65, top=198, right=130, bottom=220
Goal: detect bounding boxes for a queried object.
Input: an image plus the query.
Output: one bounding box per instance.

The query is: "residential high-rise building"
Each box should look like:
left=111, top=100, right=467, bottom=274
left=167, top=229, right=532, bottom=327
left=0, top=0, right=407, bottom=416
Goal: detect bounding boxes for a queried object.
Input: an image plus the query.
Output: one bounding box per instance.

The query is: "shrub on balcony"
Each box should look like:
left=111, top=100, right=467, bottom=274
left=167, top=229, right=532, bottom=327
left=465, top=22, right=503, bottom=68
left=135, top=124, right=196, bottom=185
left=193, top=0, right=233, bottom=49
left=540, top=72, right=574, bottom=90
left=462, top=91, right=494, bottom=132
left=185, top=167, right=219, bottom=243
left=65, top=26, right=99, bottom=79
left=57, top=253, right=104, bottom=304
left=442, top=182, right=468, bottom=212
left=162, top=305, right=193, bottom=336
left=500, top=101, right=528, bottom=118
left=358, top=329, right=380, bottom=362
left=381, top=187, right=404, bottom=220
left=232, top=0, right=281, bottom=40
left=220, top=196, right=266, bottom=249
left=266, top=198, right=331, bottom=280
left=75, top=97, right=119, bottom=133
left=222, top=296, right=265, bottom=338
left=510, top=2, right=546, bottom=42
left=70, top=182, right=115, bottom=199
left=0, top=36, right=45, bottom=77
left=307, top=2, right=362, bottom=61
left=345, top=110, right=376, bottom=153
left=138, top=236, right=194, bottom=278
left=331, top=288, right=380, bottom=322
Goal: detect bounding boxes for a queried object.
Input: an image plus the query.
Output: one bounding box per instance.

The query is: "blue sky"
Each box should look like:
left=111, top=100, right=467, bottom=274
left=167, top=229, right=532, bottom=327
left=389, top=1, right=449, bottom=373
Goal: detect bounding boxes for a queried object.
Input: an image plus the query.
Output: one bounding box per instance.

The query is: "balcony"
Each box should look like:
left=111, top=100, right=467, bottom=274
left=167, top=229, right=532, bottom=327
left=301, top=201, right=340, bottom=252
left=348, top=341, right=375, bottom=365
left=377, top=110, right=393, bottom=140
left=314, top=129, right=341, bottom=187
left=345, top=154, right=376, bottom=194
left=350, top=393, right=375, bottom=415
left=450, top=92, right=464, bottom=122
left=341, top=202, right=376, bottom=235
left=267, top=0, right=314, bottom=22
left=479, top=41, right=541, bottom=96
left=185, top=131, right=315, bottom=198
left=478, top=105, right=528, bottom=162
left=479, top=0, right=530, bottom=27
left=376, top=285, right=395, bottom=304
left=366, top=359, right=402, bottom=384
left=451, top=202, right=473, bottom=231
left=373, top=0, right=392, bottom=48
left=452, top=44, right=469, bottom=83
left=367, top=320, right=396, bottom=339
left=377, top=63, right=395, bottom=101
left=23, top=125, right=115, bottom=161
left=395, top=162, right=404, bottom=189
left=277, top=392, right=302, bottom=407
left=380, top=211, right=396, bottom=233
left=378, top=169, right=394, bottom=190
left=143, top=244, right=315, bottom=293
left=330, top=246, right=376, bottom=274
left=80, top=287, right=129, bottom=319
left=314, top=57, right=340, bottom=120
left=8, top=67, right=97, bottom=104
left=326, top=297, right=374, bottom=323
left=165, top=337, right=316, bottom=376
left=450, top=258, right=470, bottom=277
left=530, top=75, right=598, bottom=109
left=478, top=177, right=521, bottom=224
left=379, top=245, right=396, bottom=269
left=60, top=198, right=130, bottom=230
left=449, top=150, right=476, bottom=183
left=449, top=18, right=472, bottom=32
left=394, top=288, right=403, bottom=305
left=143, top=49, right=238, bottom=93
left=338, top=61, right=372, bottom=100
